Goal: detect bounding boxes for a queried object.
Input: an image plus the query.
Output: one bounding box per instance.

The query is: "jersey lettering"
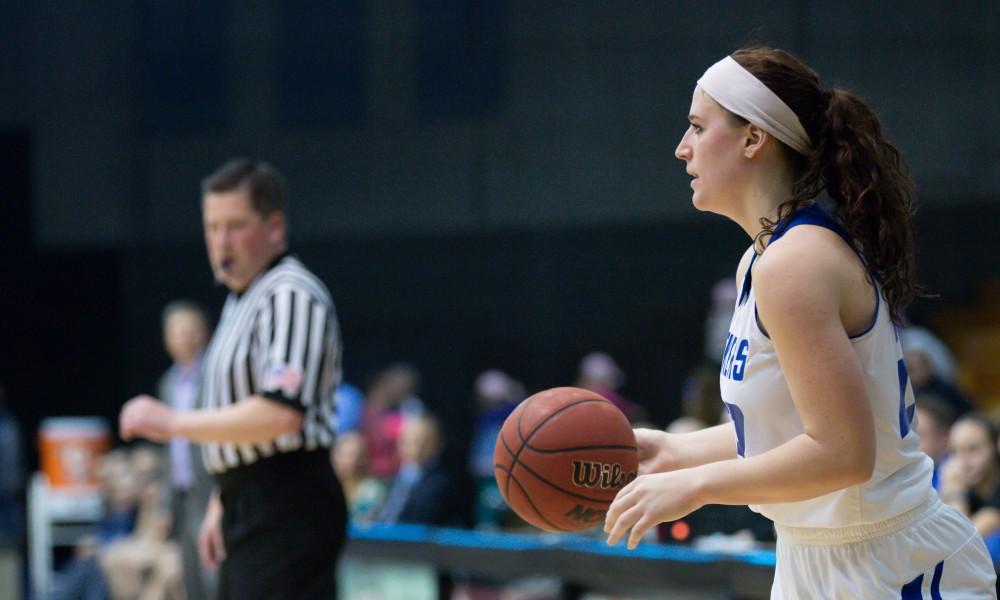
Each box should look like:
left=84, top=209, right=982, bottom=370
left=721, top=333, right=750, bottom=381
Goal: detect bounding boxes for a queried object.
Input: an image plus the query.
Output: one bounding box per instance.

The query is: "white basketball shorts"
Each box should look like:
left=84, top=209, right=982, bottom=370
left=771, top=491, right=996, bottom=599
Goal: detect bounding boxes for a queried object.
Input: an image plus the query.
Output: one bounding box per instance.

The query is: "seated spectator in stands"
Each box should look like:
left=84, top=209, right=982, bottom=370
left=332, top=431, right=386, bottom=521
left=52, top=447, right=184, bottom=600
left=901, top=325, right=958, bottom=383
left=55, top=450, right=140, bottom=598
left=665, top=416, right=707, bottom=434
left=98, top=447, right=183, bottom=600
left=669, top=362, right=729, bottom=436
left=94, top=450, right=140, bottom=543
left=667, top=278, right=737, bottom=433
left=48, top=535, right=109, bottom=600
left=334, top=381, right=365, bottom=435
left=363, top=363, right=425, bottom=481
left=100, top=505, right=184, bottom=600
left=467, top=369, right=522, bottom=529
left=704, top=277, right=740, bottom=363
left=941, top=414, right=1000, bottom=563
left=916, top=394, right=957, bottom=490
left=377, top=414, right=456, bottom=526
left=674, top=366, right=726, bottom=433
left=576, top=352, right=644, bottom=422
left=903, top=327, right=973, bottom=417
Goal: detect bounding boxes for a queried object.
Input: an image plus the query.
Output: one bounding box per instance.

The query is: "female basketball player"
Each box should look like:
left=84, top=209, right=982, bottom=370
left=604, top=47, right=997, bottom=597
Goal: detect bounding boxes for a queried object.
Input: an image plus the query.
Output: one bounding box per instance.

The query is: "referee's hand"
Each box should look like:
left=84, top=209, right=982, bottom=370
left=119, top=395, right=175, bottom=442
left=199, top=493, right=226, bottom=569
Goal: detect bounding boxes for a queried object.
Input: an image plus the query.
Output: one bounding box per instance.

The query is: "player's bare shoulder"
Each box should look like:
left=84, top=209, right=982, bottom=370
left=757, top=225, right=854, bottom=286
left=753, top=225, right=868, bottom=332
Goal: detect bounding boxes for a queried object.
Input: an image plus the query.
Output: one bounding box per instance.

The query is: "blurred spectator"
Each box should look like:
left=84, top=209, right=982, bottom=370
left=915, top=393, right=957, bottom=490
left=52, top=447, right=184, bottom=600
left=94, top=450, right=140, bottom=544
left=941, top=414, right=1000, bottom=564
left=669, top=278, right=738, bottom=433
left=704, top=277, right=739, bottom=363
left=158, top=300, right=216, bottom=600
left=48, top=538, right=109, bottom=600
left=673, top=365, right=727, bottom=433
left=665, top=416, right=707, bottom=434
left=377, top=414, right=456, bottom=526
left=575, top=352, right=644, bottom=422
left=99, top=447, right=184, bottom=600
left=657, top=278, right=780, bottom=545
left=901, top=325, right=958, bottom=383
left=467, top=370, right=522, bottom=529
left=334, top=381, right=365, bottom=435
left=0, top=383, right=24, bottom=546
left=332, top=431, right=386, bottom=521
left=902, top=326, right=972, bottom=417
left=100, top=509, right=183, bottom=600
left=363, top=363, right=425, bottom=481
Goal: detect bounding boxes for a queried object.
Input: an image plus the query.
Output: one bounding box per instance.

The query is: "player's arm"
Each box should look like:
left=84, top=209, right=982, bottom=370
left=607, top=239, right=876, bottom=548
left=119, top=394, right=302, bottom=444
left=636, top=424, right=736, bottom=474
left=696, top=242, right=876, bottom=503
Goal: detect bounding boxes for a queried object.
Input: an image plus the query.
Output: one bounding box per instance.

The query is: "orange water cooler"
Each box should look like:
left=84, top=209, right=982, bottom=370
left=37, top=417, right=110, bottom=490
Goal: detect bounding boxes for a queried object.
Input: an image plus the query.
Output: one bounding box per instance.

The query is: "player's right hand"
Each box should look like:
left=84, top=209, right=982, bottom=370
left=198, top=493, right=226, bottom=569
left=634, top=428, right=674, bottom=475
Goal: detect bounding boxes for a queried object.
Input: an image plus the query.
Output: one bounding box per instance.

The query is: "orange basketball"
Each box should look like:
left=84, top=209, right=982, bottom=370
left=493, top=387, right=639, bottom=532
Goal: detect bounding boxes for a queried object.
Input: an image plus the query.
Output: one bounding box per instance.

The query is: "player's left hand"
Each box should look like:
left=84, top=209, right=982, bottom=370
left=604, top=470, right=704, bottom=550
left=119, top=395, right=175, bottom=443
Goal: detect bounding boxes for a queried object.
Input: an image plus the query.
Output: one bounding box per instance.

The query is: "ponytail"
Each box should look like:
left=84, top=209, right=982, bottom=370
left=734, top=47, right=922, bottom=323
left=812, top=90, right=918, bottom=323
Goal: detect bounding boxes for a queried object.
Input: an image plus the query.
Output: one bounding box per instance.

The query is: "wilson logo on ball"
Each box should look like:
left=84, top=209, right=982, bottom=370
left=570, top=460, right=637, bottom=490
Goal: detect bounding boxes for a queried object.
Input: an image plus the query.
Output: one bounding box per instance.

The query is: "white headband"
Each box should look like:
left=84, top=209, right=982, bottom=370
left=696, top=56, right=811, bottom=155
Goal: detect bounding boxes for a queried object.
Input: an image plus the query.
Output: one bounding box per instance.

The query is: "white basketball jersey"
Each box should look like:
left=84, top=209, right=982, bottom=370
left=718, top=205, right=932, bottom=528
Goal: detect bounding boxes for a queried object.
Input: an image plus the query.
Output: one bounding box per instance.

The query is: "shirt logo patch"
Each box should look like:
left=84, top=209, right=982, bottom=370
left=265, top=364, right=304, bottom=398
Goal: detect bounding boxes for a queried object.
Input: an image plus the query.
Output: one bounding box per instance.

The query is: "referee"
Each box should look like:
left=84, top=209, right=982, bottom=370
left=120, top=159, right=347, bottom=599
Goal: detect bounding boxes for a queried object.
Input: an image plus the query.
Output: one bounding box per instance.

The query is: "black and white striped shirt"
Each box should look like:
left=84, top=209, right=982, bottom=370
left=200, top=254, right=340, bottom=474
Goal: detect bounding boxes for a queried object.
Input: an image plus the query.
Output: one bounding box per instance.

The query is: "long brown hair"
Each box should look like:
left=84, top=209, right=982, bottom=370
left=729, top=46, right=919, bottom=323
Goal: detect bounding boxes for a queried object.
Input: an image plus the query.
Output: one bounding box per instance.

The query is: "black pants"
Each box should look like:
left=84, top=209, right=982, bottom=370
left=216, top=450, right=347, bottom=600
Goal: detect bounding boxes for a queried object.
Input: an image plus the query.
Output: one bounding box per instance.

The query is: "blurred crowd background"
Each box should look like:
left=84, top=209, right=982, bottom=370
left=1, top=1, right=998, bottom=599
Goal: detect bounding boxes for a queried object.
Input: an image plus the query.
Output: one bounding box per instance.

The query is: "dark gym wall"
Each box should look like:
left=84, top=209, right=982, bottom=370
left=4, top=1, right=998, bottom=247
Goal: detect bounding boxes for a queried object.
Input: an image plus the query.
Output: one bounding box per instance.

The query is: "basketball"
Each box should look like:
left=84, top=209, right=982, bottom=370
left=493, top=387, right=639, bottom=532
